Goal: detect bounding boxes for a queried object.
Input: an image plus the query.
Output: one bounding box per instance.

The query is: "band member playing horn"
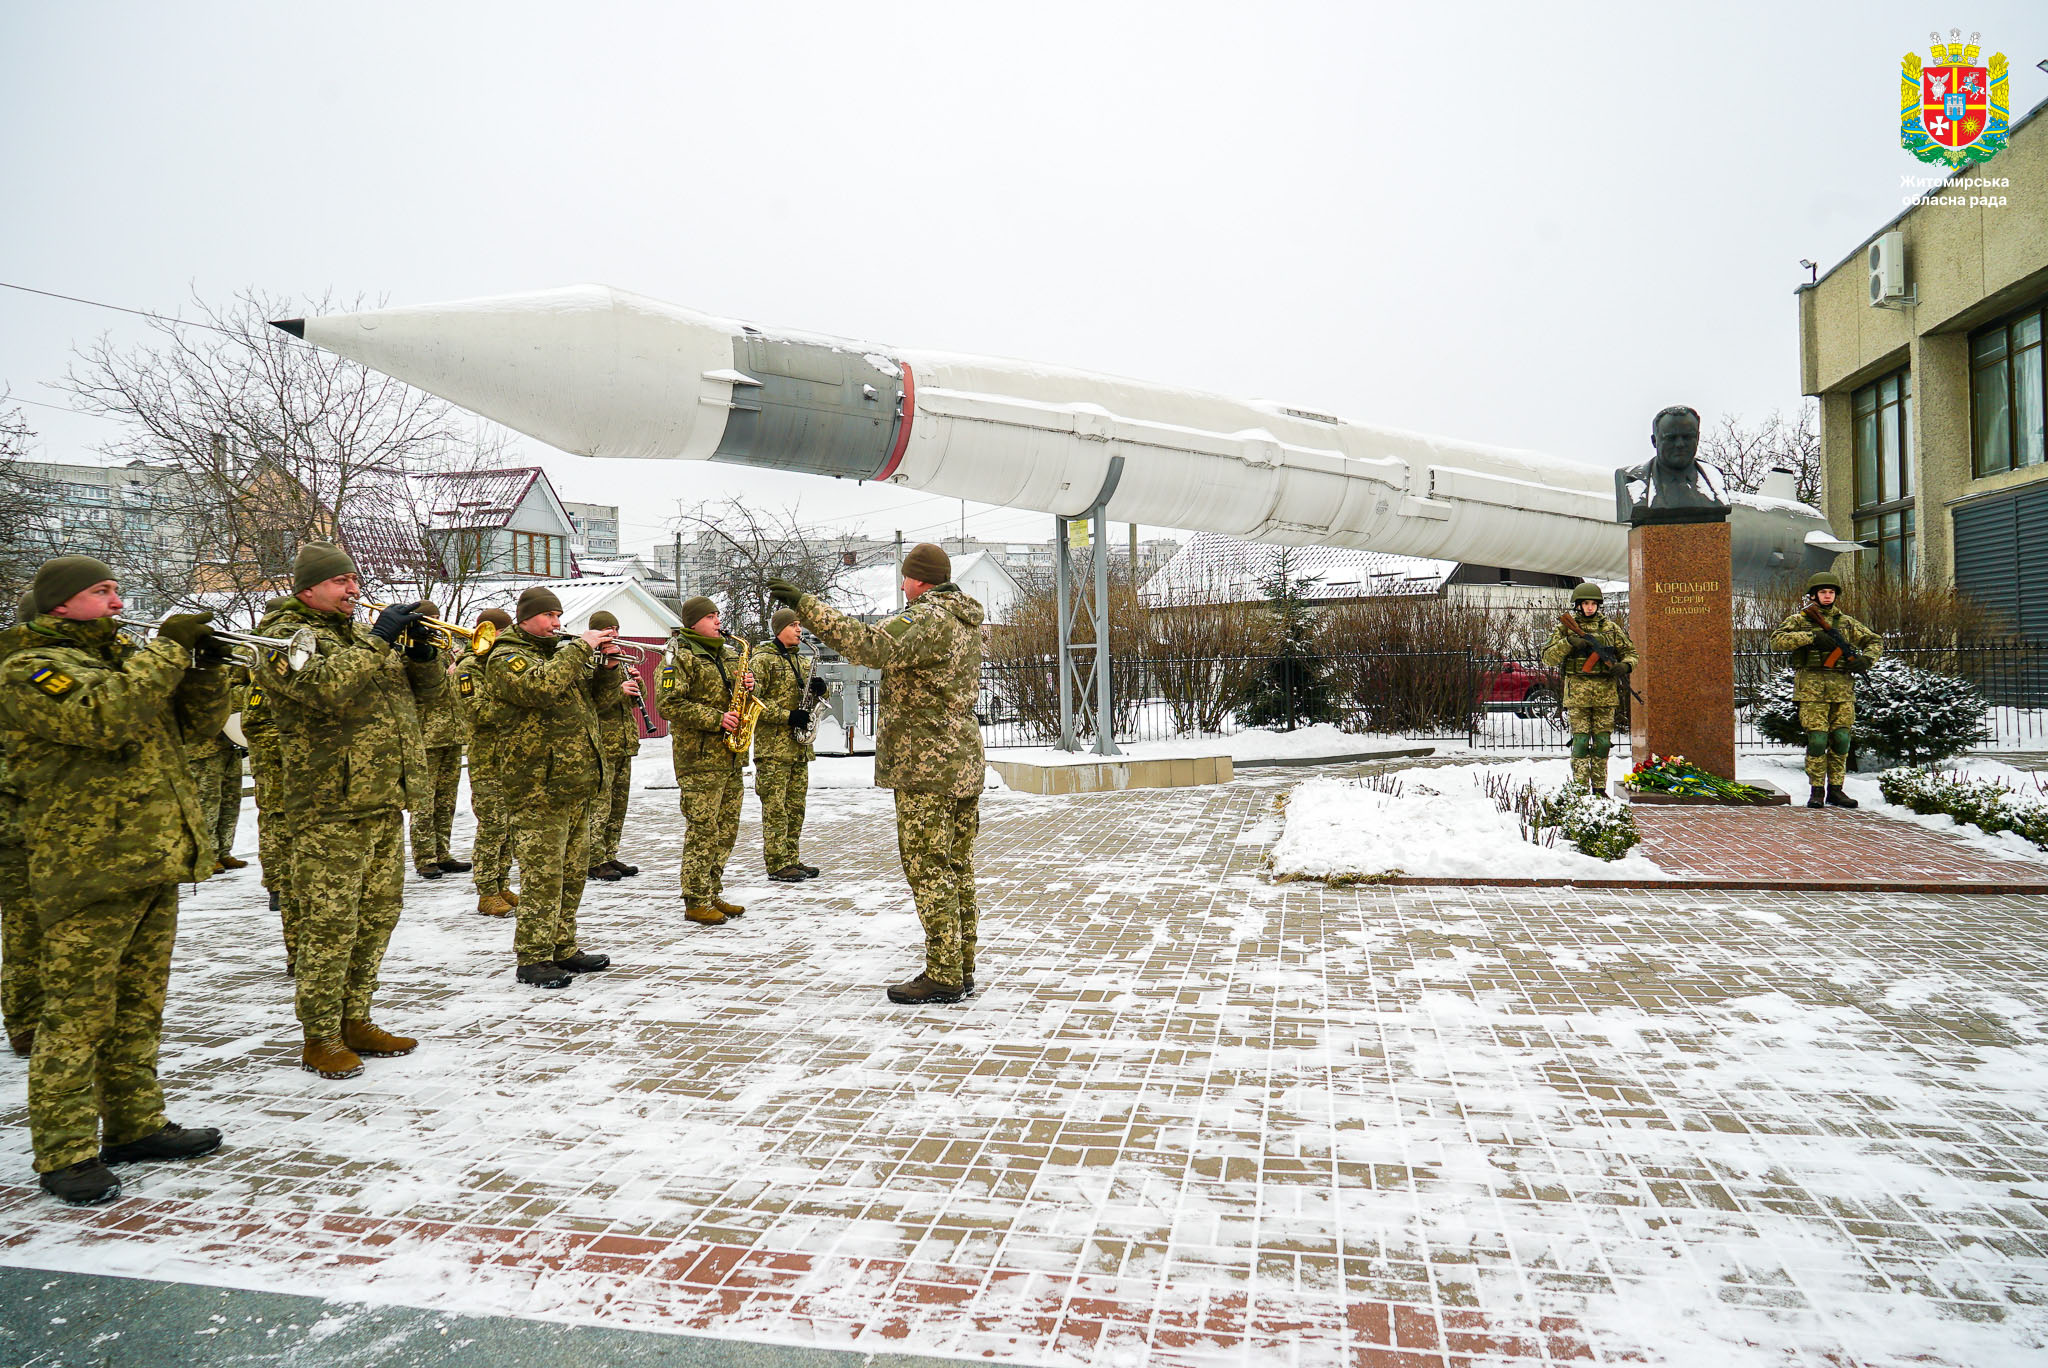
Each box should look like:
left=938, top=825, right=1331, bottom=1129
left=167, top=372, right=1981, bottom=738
left=405, top=600, right=472, bottom=881
left=584, top=610, right=643, bottom=882
left=657, top=595, right=752, bottom=926
left=186, top=661, right=249, bottom=876
left=481, top=587, right=614, bottom=989
left=257, top=543, right=443, bottom=1080
left=457, top=608, right=518, bottom=916
left=2, top=593, right=43, bottom=1059
left=754, top=608, right=821, bottom=883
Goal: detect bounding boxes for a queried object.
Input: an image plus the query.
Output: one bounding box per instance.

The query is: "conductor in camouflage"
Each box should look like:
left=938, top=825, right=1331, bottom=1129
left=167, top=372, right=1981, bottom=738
left=771, top=542, right=984, bottom=1005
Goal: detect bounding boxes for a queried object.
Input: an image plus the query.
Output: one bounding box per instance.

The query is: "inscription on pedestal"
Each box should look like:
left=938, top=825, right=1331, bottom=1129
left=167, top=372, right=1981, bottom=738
left=1629, top=522, right=1736, bottom=780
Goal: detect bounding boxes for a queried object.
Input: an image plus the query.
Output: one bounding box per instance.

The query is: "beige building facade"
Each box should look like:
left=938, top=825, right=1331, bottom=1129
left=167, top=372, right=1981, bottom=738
left=1797, top=96, right=2048, bottom=634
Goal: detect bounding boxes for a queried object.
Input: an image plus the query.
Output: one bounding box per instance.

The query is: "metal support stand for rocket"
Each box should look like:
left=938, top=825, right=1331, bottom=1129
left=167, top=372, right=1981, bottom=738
left=1055, top=469, right=1121, bottom=756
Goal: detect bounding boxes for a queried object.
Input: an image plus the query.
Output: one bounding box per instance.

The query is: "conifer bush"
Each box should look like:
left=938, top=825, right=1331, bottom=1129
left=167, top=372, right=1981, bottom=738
left=1750, top=657, right=1991, bottom=764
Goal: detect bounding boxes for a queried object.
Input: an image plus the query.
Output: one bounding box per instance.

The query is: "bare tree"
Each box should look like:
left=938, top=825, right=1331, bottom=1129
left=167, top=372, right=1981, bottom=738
left=668, top=500, right=867, bottom=642
left=1704, top=402, right=1822, bottom=505
left=0, top=395, right=64, bottom=611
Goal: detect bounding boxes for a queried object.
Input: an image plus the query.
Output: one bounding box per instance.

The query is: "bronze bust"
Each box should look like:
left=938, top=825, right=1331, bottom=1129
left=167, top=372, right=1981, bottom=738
left=1615, top=405, right=1728, bottom=523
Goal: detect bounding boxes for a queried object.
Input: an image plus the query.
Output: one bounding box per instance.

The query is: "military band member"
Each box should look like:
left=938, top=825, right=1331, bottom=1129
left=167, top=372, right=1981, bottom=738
left=238, top=607, right=297, bottom=966
left=2, top=556, right=230, bottom=1204
left=481, top=587, right=614, bottom=987
left=406, top=600, right=473, bottom=880
left=1770, top=570, right=1884, bottom=809
left=2, top=593, right=41, bottom=1058
left=584, top=610, right=643, bottom=882
left=754, top=607, right=821, bottom=882
left=1539, top=583, right=1638, bottom=795
left=770, top=543, right=984, bottom=1004
left=656, top=595, right=750, bottom=926
left=458, top=608, right=518, bottom=916
left=185, top=667, right=248, bottom=875
left=257, top=543, right=443, bottom=1079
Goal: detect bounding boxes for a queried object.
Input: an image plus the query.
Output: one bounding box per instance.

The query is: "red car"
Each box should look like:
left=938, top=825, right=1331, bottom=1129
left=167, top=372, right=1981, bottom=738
left=1479, top=657, right=1562, bottom=720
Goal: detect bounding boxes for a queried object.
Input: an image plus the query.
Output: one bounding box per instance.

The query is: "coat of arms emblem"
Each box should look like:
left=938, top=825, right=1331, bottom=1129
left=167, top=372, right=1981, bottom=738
left=1902, top=29, right=2009, bottom=167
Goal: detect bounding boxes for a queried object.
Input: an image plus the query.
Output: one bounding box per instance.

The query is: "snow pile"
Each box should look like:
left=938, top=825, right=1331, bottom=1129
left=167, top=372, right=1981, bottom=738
left=1268, top=759, right=1670, bottom=881
left=1739, top=753, right=2048, bottom=866
left=990, top=722, right=1424, bottom=767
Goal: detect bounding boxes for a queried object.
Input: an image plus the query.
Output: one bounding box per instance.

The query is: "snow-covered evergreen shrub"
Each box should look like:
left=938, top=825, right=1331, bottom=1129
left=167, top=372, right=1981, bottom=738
left=1534, top=788, right=1640, bottom=861
left=1749, top=657, right=1991, bottom=764
left=1875, top=767, right=2048, bottom=850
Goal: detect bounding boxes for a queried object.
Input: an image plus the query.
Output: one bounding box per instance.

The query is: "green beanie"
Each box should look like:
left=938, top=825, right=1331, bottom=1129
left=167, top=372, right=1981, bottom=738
left=770, top=608, right=798, bottom=633
left=415, top=599, right=440, bottom=619
left=516, top=586, right=564, bottom=621
left=680, top=595, right=717, bottom=629
left=589, top=609, right=620, bottom=631
left=903, top=542, right=950, bottom=585
left=17, top=592, right=37, bottom=624
left=292, top=541, right=357, bottom=593
left=476, top=608, right=512, bottom=630
left=31, top=554, right=117, bottom=615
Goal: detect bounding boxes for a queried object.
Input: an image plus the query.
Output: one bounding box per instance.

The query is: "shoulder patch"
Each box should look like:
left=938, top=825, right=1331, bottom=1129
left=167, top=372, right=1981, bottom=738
left=28, top=666, right=77, bottom=698
left=459, top=673, right=474, bottom=697
left=660, top=665, right=676, bottom=688
left=506, top=655, right=530, bottom=675
left=269, top=648, right=291, bottom=678
left=245, top=684, right=264, bottom=709
left=884, top=610, right=917, bottom=640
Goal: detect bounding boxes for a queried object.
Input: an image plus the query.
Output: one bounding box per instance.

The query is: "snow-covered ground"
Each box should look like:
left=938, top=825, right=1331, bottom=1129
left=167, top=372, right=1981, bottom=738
left=1738, top=753, right=2048, bottom=867
left=991, top=723, right=1427, bottom=768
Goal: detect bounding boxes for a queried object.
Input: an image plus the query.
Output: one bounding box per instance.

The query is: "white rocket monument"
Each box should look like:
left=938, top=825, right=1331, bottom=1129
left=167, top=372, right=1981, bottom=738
left=276, top=285, right=1848, bottom=584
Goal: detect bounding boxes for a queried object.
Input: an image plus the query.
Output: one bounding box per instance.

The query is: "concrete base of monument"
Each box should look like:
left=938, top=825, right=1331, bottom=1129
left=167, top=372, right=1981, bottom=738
left=1621, top=778, right=1792, bottom=806
left=988, top=752, right=1233, bottom=795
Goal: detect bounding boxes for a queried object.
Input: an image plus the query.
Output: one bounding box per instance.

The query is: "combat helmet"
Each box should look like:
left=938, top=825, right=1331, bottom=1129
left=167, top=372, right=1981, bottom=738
left=1570, top=582, right=1604, bottom=605
left=1804, top=570, right=1843, bottom=598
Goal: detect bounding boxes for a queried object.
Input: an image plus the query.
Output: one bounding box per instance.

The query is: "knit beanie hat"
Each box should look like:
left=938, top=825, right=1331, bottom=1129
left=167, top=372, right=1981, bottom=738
left=292, top=541, right=357, bottom=593
left=17, top=592, right=37, bottom=624
left=589, top=610, right=620, bottom=631
left=30, top=554, right=117, bottom=615
left=415, top=599, right=440, bottom=619
left=680, top=595, right=717, bottom=630
left=770, top=608, right=799, bottom=633
left=902, top=542, right=950, bottom=585
left=476, top=608, right=513, bottom=630
left=516, top=586, right=564, bottom=621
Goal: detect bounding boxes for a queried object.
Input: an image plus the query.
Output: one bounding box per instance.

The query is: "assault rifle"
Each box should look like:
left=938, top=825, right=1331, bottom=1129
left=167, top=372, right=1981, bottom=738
left=1801, top=604, right=1868, bottom=671
left=1557, top=613, right=1645, bottom=703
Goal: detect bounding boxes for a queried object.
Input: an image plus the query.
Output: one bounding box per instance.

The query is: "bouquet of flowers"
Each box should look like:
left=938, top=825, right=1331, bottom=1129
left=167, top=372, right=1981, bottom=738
left=1621, top=754, right=1774, bottom=803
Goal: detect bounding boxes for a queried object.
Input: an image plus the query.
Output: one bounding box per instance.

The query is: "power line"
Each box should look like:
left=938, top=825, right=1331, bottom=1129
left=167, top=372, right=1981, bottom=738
left=0, top=281, right=239, bottom=336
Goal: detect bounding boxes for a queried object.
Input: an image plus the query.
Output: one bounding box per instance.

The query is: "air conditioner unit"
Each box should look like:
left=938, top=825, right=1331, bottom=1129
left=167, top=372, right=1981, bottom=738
left=1868, top=230, right=1910, bottom=306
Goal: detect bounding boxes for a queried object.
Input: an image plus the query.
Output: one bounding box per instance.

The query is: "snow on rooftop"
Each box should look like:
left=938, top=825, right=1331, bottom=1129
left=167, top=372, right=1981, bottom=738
left=1141, top=531, right=1456, bottom=606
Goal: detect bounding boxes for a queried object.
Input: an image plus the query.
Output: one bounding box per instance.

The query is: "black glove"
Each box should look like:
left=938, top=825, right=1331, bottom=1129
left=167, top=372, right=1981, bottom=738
left=806, top=676, right=828, bottom=700
left=766, top=578, right=803, bottom=608
left=404, top=634, right=438, bottom=662
left=788, top=708, right=812, bottom=733
left=194, top=633, right=237, bottom=667
left=370, top=600, right=422, bottom=646
left=156, top=611, right=216, bottom=653
left=1612, top=660, right=1632, bottom=676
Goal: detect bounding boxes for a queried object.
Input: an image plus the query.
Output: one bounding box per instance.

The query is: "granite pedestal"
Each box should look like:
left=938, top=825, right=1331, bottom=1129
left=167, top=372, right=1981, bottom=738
left=1628, top=518, right=1736, bottom=780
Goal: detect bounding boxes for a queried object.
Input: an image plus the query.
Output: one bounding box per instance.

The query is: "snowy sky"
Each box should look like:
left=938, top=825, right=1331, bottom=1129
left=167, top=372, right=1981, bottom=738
left=2, top=2, right=2043, bottom=557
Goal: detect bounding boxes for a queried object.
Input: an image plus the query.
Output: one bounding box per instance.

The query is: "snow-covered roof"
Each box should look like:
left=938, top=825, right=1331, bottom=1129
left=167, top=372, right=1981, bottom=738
left=416, top=467, right=553, bottom=530
left=1140, top=532, right=1456, bottom=607
left=466, top=574, right=683, bottom=635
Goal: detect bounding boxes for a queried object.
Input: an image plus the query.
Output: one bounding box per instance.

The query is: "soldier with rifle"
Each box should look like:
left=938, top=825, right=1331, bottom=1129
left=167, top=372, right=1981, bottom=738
left=1769, top=570, right=1883, bottom=808
left=1539, top=583, right=1639, bottom=795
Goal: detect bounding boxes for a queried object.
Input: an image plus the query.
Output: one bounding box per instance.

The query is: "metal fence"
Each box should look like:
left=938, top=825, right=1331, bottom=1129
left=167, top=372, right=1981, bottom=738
left=975, top=641, right=2048, bottom=754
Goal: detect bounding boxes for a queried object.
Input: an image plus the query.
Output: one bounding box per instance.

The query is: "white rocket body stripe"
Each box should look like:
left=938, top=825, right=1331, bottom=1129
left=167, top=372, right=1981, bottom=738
left=292, top=285, right=1836, bottom=583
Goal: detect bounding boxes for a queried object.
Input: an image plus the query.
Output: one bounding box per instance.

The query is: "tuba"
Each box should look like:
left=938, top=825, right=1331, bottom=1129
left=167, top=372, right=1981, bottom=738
left=723, top=636, right=765, bottom=754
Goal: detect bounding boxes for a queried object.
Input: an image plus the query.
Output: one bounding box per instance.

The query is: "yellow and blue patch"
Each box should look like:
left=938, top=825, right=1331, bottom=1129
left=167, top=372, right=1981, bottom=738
left=28, top=666, right=76, bottom=697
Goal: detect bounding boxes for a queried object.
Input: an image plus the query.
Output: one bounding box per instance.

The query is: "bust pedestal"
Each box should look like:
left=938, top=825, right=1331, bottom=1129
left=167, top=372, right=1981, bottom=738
left=1627, top=518, right=1736, bottom=781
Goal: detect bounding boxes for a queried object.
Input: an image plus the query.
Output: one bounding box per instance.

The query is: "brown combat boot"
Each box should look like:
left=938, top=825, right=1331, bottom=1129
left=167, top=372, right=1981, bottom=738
left=710, top=896, right=746, bottom=918
left=343, top=1020, right=418, bottom=1057
left=685, top=900, right=727, bottom=926
left=886, top=973, right=963, bottom=1005
left=502, top=889, right=521, bottom=906
left=219, top=855, right=250, bottom=870
left=477, top=892, right=513, bottom=917
left=8, top=1030, right=32, bottom=1057
left=302, top=1035, right=364, bottom=1079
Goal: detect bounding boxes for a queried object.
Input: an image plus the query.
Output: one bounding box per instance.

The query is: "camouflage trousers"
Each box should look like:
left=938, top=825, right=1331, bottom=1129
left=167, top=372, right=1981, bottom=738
left=512, top=798, right=593, bottom=965
left=755, top=757, right=810, bottom=872
left=0, top=842, right=41, bottom=1046
left=469, top=745, right=517, bottom=896
left=1566, top=704, right=1618, bottom=792
left=409, top=745, right=464, bottom=870
left=894, top=790, right=979, bottom=990
left=28, top=883, right=178, bottom=1173
left=678, top=767, right=744, bottom=900
left=187, top=740, right=242, bottom=867
left=585, top=759, right=633, bottom=867
left=1799, top=699, right=1855, bottom=785
left=246, top=734, right=298, bottom=966
left=291, top=811, right=405, bottom=1038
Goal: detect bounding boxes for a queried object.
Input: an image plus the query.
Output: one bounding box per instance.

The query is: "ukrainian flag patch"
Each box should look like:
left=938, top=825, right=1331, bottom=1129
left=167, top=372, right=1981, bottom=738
left=29, top=666, right=76, bottom=697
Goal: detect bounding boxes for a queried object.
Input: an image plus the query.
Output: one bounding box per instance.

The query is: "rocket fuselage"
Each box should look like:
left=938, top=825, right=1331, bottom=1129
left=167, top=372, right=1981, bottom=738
left=283, top=285, right=1843, bottom=585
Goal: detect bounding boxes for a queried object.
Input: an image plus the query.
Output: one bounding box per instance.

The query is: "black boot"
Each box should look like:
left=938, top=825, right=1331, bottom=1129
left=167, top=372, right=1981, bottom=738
left=101, top=1122, right=223, bottom=1165
left=40, top=1160, right=120, bottom=1206
left=1825, top=787, right=1860, bottom=809
left=416, top=864, right=444, bottom=880
left=798, top=863, right=820, bottom=878
left=557, top=951, right=611, bottom=973
left=605, top=859, right=639, bottom=878
left=886, top=973, right=963, bottom=1005
left=769, top=865, right=807, bottom=882
left=268, top=889, right=280, bottom=912
left=1807, top=785, right=1827, bottom=809
left=962, top=972, right=976, bottom=996
left=438, top=857, right=473, bottom=874
left=516, top=961, right=571, bottom=989
left=588, top=863, right=622, bottom=882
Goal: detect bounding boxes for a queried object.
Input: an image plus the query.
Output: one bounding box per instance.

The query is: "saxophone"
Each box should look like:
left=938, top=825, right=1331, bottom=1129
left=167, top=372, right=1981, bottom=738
left=792, top=644, right=835, bottom=745
left=723, top=635, right=765, bottom=754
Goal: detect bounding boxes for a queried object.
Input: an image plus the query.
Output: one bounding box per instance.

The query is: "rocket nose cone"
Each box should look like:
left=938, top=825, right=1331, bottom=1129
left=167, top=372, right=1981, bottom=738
left=271, top=318, right=305, bottom=338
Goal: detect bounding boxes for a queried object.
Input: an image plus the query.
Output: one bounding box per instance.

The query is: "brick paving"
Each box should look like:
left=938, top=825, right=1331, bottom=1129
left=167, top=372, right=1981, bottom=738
left=1, top=768, right=2046, bottom=1365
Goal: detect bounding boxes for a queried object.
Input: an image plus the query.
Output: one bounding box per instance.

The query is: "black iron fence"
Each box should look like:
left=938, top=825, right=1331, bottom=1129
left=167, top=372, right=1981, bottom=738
left=976, top=641, right=2048, bottom=753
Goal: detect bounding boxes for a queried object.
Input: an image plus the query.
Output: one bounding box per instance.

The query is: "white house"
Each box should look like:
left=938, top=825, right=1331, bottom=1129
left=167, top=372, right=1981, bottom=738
left=840, top=550, right=1023, bottom=625
left=416, top=467, right=580, bottom=580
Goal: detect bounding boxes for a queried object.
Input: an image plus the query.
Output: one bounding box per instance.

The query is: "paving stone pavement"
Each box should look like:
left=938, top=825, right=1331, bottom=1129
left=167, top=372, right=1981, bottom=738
left=1, top=764, right=2045, bottom=1366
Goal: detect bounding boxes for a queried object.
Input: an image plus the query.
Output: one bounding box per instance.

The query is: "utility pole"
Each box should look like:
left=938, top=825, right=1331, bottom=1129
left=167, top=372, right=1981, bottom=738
left=1129, top=522, right=1139, bottom=577
left=894, top=529, right=904, bottom=611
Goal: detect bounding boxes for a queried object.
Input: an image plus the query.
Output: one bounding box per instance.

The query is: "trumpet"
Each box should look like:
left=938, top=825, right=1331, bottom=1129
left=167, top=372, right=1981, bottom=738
left=117, top=617, right=320, bottom=672
left=363, top=601, right=497, bottom=654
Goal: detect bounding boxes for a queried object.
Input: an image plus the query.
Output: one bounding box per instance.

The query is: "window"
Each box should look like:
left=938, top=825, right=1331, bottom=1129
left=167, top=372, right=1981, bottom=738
left=510, top=531, right=562, bottom=576
left=1850, top=368, right=1914, bottom=580
left=1854, top=507, right=1916, bottom=582
left=1972, top=301, right=2046, bottom=476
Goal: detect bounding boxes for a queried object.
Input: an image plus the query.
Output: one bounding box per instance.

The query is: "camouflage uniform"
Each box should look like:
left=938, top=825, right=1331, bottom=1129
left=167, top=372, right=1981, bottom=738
left=408, top=643, right=470, bottom=872
left=240, top=663, right=296, bottom=962
left=1769, top=605, right=1884, bottom=786
left=455, top=649, right=516, bottom=900
left=1540, top=612, right=1638, bottom=792
left=794, top=585, right=985, bottom=989
left=0, top=615, right=229, bottom=1173
left=657, top=631, right=747, bottom=902
left=185, top=698, right=243, bottom=869
left=481, top=627, right=608, bottom=965
left=585, top=656, right=642, bottom=868
left=255, top=598, right=443, bottom=1040
left=0, top=618, right=40, bottom=1050
left=751, top=640, right=814, bottom=873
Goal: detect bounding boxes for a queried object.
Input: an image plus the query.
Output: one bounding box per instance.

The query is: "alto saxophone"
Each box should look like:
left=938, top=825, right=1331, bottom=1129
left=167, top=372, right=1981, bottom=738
left=723, top=636, right=765, bottom=754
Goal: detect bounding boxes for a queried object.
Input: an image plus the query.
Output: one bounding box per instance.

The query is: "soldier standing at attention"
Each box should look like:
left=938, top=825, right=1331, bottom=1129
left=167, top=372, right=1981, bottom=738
left=2, top=594, right=41, bottom=1058
left=1539, top=583, right=1638, bottom=795
left=657, top=596, right=752, bottom=926
left=769, top=543, right=985, bottom=1005
left=258, top=544, right=442, bottom=1080
left=238, top=603, right=296, bottom=968
left=185, top=665, right=249, bottom=876
left=1770, top=570, right=1884, bottom=809
left=406, top=600, right=473, bottom=882
left=754, top=607, right=821, bottom=883
left=481, top=587, right=614, bottom=988
left=1, top=556, right=230, bottom=1205
left=584, top=610, right=644, bottom=883
left=458, top=608, right=518, bottom=916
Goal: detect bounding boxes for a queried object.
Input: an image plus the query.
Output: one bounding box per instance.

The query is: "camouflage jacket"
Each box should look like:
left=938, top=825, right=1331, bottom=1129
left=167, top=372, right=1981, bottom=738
left=236, top=596, right=286, bottom=750
left=254, top=596, right=441, bottom=824
left=479, top=626, right=608, bottom=809
left=0, top=615, right=230, bottom=922
left=751, top=640, right=814, bottom=763
left=1539, top=613, right=1639, bottom=708
left=453, top=647, right=513, bottom=771
left=657, top=630, right=746, bottom=774
left=412, top=643, right=471, bottom=749
left=0, top=620, right=33, bottom=853
left=1770, top=606, right=1883, bottom=700
left=797, top=584, right=984, bottom=796
left=589, top=654, right=643, bottom=762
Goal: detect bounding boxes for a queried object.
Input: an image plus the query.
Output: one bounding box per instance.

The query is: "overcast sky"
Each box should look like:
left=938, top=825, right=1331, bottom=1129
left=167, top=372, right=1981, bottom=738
left=3, top=2, right=2043, bottom=557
